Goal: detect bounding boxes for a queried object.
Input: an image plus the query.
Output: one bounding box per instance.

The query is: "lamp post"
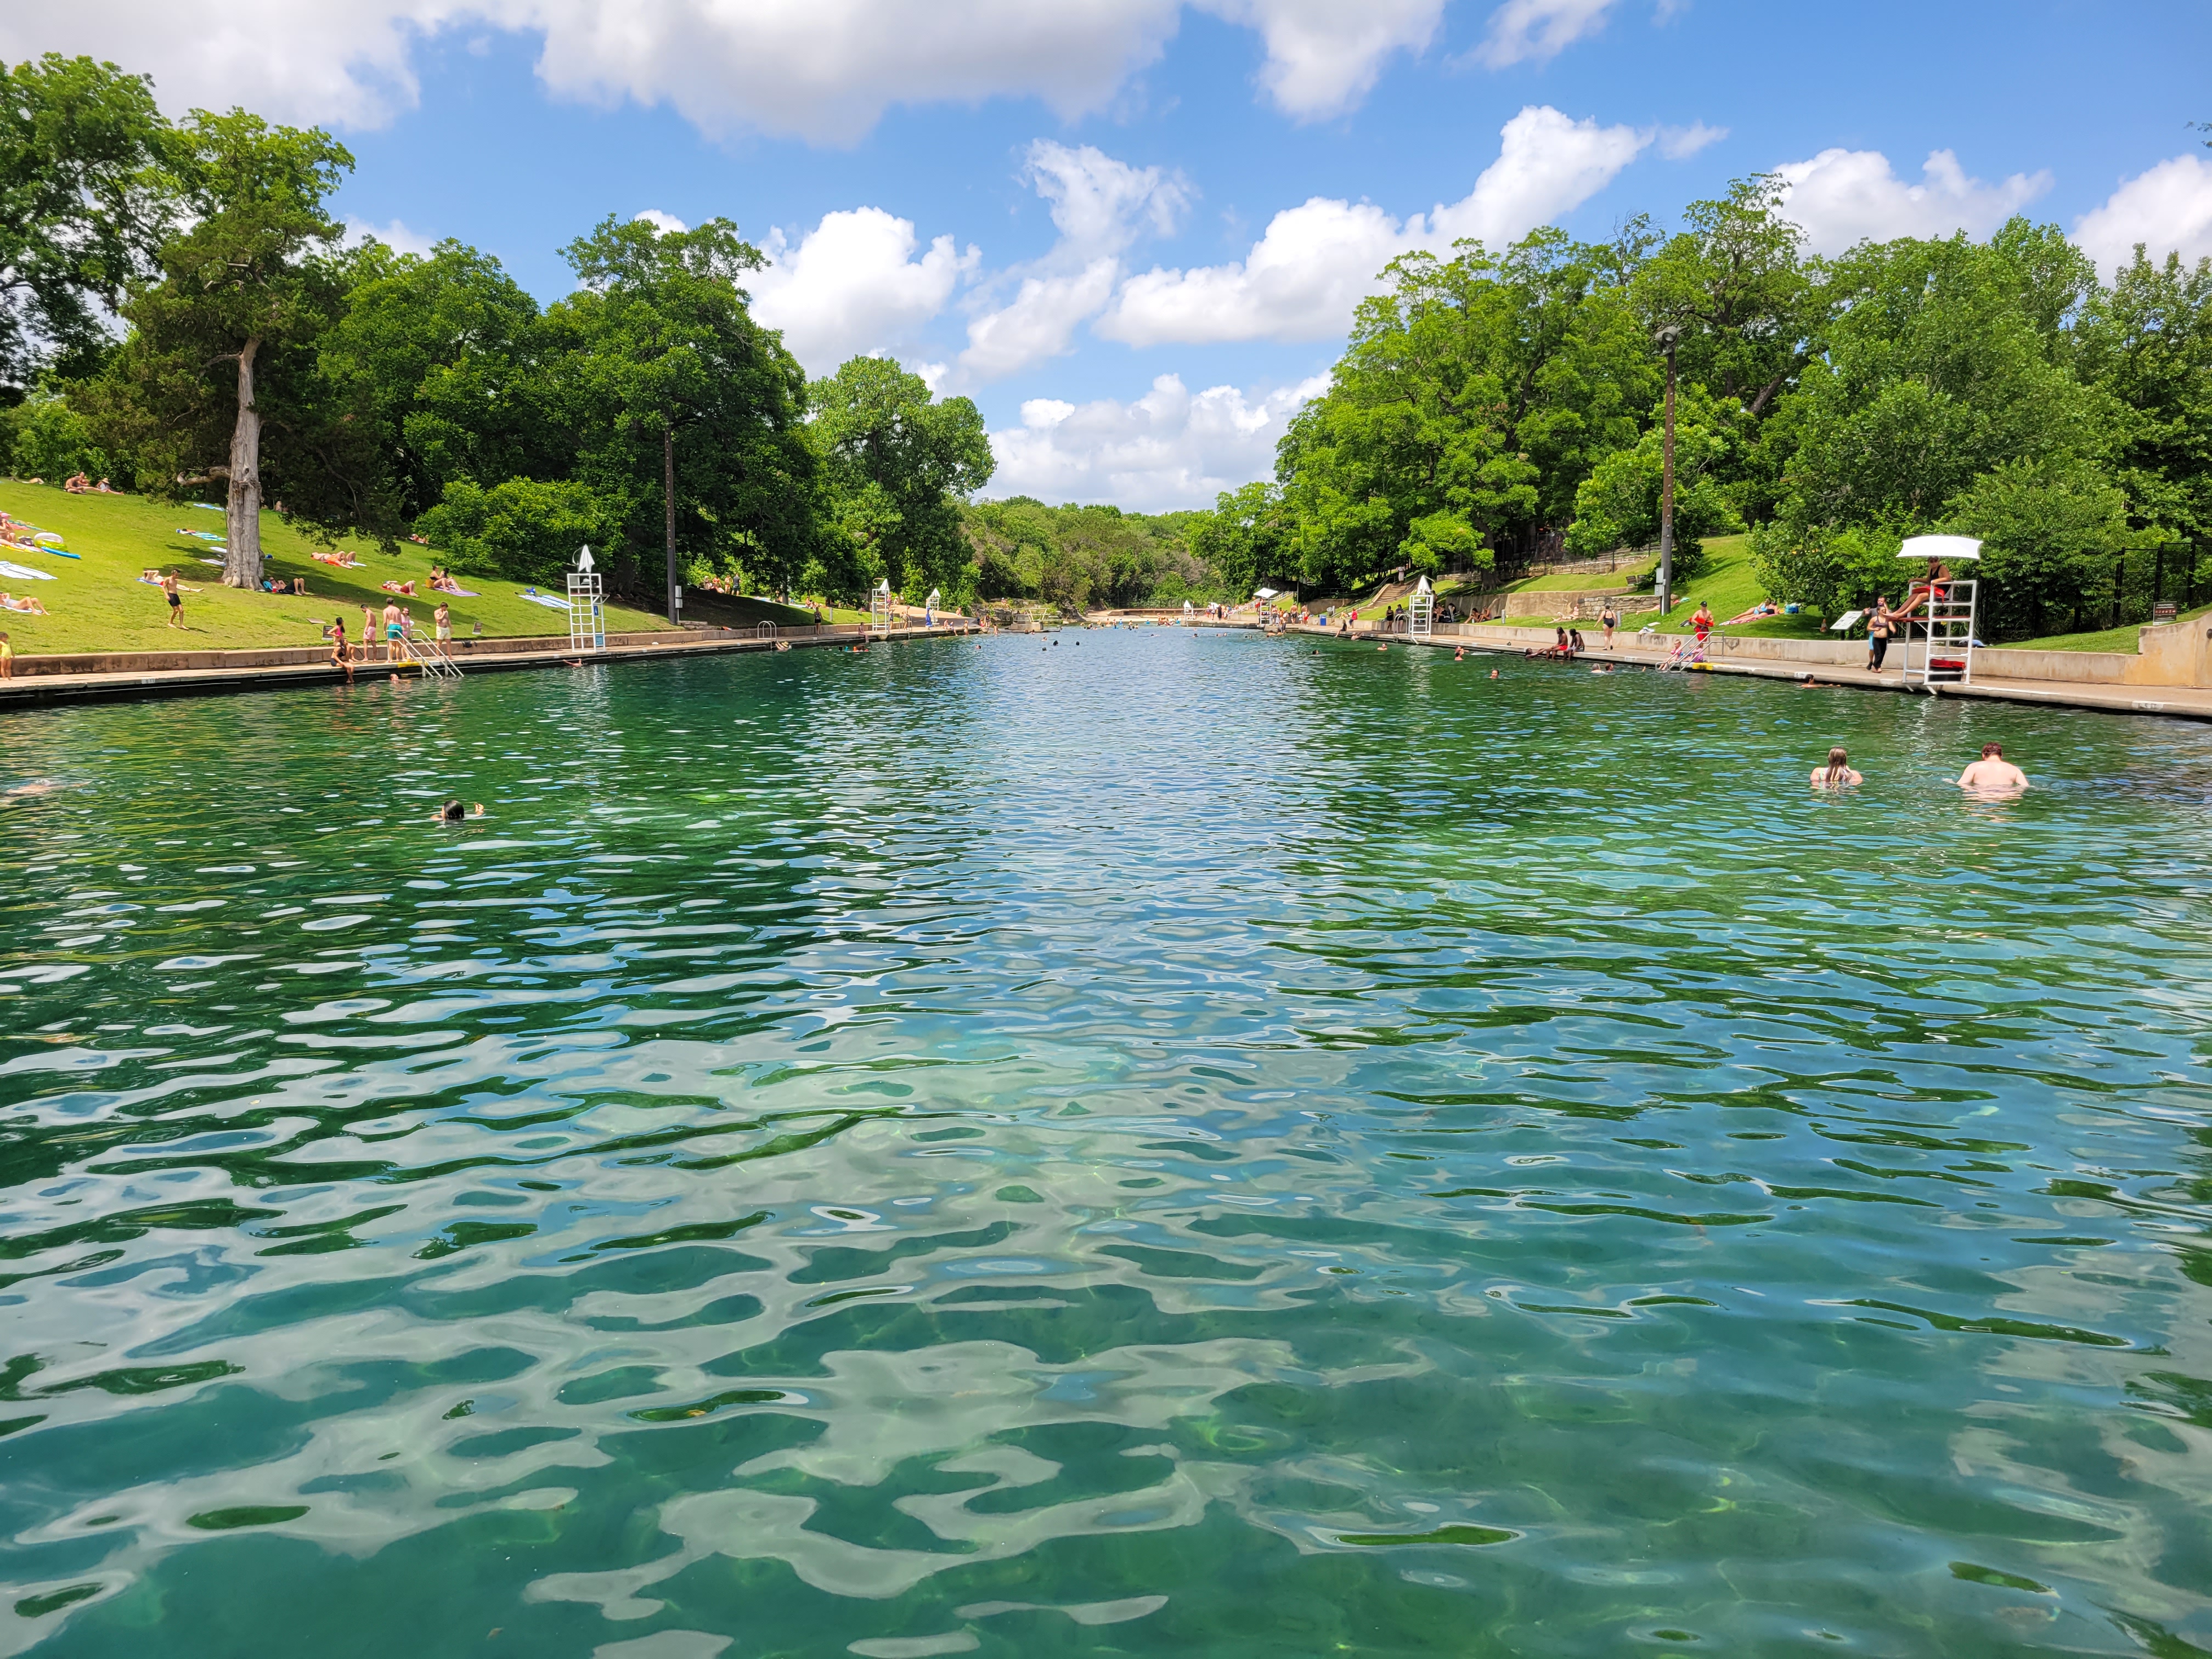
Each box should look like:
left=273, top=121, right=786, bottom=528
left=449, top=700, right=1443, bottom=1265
left=1652, top=324, right=1683, bottom=618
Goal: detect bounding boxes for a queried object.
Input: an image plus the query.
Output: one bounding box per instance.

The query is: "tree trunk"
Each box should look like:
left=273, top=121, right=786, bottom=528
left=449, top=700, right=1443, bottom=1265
left=225, top=337, right=264, bottom=589
left=663, top=427, right=678, bottom=626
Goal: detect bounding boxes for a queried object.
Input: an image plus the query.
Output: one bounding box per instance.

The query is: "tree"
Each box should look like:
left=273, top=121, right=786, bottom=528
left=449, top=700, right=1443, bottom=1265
left=808, top=355, right=992, bottom=605
left=1564, top=388, right=1744, bottom=563
left=1189, top=481, right=1290, bottom=600
left=84, top=110, right=381, bottom=586
left=1275, top=230, right=1651, bottom=593
left=0, top=54, right=171, bottom=392
left=414, top=476, right=615, bottom=585
left=2079, top=247, right=2212, bottom=550
left=320, top=238, right=553, bottom=522
left=555, top=215, right=815, bottom=616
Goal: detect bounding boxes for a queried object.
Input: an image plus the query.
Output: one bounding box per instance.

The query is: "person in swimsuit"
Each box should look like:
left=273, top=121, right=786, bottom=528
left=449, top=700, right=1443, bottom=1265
left=0, top=631, right=11, bottom=678
left=325, top=615, right=352, bottom=680
left=1865, top=598, right=1893, bottom=671
left=434, top=601, right=452, bottom=642
left=1692, top=601, right=1714, bottom=644
left=1957, top=742, right=2028, bottom=794
left=382, top=600, right=404, bottom=663
left=1599, top=603, right=1618, bottom=648
left=1810, top=747, right=1862, bottom=787
left=161, top=569, right=184, bottom=627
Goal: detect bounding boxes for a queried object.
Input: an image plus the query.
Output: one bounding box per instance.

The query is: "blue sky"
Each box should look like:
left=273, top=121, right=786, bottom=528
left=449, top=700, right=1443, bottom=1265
left=9, top=0, right=2212, bottom=509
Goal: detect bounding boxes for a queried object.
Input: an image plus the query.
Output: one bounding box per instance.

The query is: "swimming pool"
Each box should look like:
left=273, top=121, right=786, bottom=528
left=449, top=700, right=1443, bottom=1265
left=3, top=631, right=2209, bottom=1655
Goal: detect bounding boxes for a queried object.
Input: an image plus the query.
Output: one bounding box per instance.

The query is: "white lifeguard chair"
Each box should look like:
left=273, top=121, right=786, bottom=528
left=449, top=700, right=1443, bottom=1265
left=567, top=545, right=605, bottom=653
left=870, top=578, right=894, bottom=637
left=1408, top=574, right=1435, bottom=642
left=924, top=586, right=940, bottom=629
left=1897, top=535, right=1979, bottom=687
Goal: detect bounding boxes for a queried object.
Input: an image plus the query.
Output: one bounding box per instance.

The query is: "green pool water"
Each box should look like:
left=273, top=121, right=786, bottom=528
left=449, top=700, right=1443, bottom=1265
left=3, top=632, right=2210, bottom=1657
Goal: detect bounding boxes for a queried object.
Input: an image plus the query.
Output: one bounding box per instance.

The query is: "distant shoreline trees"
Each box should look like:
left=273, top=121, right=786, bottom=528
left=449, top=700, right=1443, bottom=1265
left=2, top=53, right=2207, bottom=639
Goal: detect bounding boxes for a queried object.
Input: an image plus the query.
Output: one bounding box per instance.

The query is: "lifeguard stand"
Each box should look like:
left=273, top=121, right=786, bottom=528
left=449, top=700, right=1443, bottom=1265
left=924, top=586, right=940, bottom=628
left=568, top=545, right=605, bottom=653
left=1897, top=534, right=1979, bottom=687
left=1408, top=574, right=1435, bottom=641
left=870, top=578, right=893, bottom=637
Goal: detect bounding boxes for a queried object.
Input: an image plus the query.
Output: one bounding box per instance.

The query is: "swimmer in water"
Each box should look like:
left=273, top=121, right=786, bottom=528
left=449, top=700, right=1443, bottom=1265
left=1809, top=747, right=1862, bottom=788
left=434, top=799, right=486, bottom=824
left=1957, top=742, right=2028, bottom=795
left=1488, top=668, right=1498, bottom=680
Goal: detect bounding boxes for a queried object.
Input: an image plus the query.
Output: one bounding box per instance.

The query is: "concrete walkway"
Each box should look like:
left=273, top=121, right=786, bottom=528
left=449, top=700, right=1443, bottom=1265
left=1290, top=622, right=2212, bottom=723
left=0, top=623, right=977, bottom=710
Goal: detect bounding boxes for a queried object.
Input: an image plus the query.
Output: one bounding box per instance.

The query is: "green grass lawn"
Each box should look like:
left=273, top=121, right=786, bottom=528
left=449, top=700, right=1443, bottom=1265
left=1645, top=535, right=1833, bottom=638
left=1510, top=557, right=1657, bottom=594
left=2009, top=601, right=2212, bottom=653
left=0, top=483, right=674, bottom=654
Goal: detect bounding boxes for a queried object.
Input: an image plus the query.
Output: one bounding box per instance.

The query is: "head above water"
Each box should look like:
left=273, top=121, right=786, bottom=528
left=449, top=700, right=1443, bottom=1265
left=1828, top=747, right=1848, bottom=765
left=1981, top=742, right=2004, bottom=758
left=440, top=799, right=465, bottom=823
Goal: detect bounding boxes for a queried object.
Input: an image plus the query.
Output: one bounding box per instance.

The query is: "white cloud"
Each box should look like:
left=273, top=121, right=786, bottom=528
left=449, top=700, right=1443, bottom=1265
left=1200, top=0, right=1445, bottom=121
left=956, top=140, right=1189, bottom=382
left=2073, top=153, right=2212, bottom=277
left=632, top=208, right=687, bottom=234
left=960, top=259, right=1122, bottom=381
left=1657, top=120, right=1725, bottom=161
left=1098, top=105, right=1647, bottom=347
left=1769, top=148, right=2052, bottom=257
left=0, top=1, right=1440, bottom=142
left=1024, top=140, right=1190, bottom=257
left=1471, top=0, right=1616, bottom=68
left=749, top=207, right=979, bottom=375
left=985, top=371, right=1329, bottom=512
left=345, top=217, right=437, bottom=256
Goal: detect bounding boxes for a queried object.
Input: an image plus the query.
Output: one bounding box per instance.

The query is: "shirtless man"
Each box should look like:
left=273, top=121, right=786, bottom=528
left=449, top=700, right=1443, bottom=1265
left=161, top=568, right=184, bottom=627
left=1957, top=742, right=2028, bottom=794
left=382, top=599, right=404, bottom=663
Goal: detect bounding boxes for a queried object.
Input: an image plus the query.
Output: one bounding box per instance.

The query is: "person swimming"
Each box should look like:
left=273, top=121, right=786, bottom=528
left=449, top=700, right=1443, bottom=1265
left=435, top=799, right=486, bottom=824
left=1810, top=747, right=1862, bottom=788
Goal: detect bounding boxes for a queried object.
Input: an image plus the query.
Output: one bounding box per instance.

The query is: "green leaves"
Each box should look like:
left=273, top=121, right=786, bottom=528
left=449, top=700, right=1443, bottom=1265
left=808, top=354, right=991, bottom=603
left=0, top=54, right=171, bottom=389
left=415, top=477, right=616, bottom=584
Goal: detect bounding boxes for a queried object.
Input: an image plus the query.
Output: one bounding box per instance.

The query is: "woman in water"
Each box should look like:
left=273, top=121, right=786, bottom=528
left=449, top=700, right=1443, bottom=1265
left=1809, top=747, right=1863, bottom=788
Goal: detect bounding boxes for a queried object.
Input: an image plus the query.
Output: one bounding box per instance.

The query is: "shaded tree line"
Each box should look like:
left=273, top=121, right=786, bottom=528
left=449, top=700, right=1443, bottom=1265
left=0, top=54, right=992, bottom=611
left=1188, top=171, right=2212, bottom=640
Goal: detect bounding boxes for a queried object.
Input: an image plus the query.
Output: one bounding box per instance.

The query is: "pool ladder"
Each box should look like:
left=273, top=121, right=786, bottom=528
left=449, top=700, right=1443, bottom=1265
left=407, top=627, right=462, bottom=680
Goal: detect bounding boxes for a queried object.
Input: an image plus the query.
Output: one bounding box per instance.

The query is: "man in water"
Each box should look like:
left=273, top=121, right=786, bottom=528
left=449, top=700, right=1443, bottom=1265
left=1957, top=742, right=2028, bottom=794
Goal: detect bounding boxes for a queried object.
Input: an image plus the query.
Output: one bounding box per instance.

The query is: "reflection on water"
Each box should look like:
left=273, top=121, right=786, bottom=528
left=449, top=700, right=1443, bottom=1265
left=2, top=632, right=2210, bottom=1657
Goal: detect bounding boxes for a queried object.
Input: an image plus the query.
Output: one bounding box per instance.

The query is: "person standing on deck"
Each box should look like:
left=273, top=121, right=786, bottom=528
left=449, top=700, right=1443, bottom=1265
left=1866, top=600, right=1894, bottom=672
left=1599, top=602, right=1618, bottom=649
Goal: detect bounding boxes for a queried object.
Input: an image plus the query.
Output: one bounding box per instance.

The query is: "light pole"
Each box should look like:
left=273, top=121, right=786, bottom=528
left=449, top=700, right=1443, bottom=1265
left=1653, top=323, right=1682, bottom=618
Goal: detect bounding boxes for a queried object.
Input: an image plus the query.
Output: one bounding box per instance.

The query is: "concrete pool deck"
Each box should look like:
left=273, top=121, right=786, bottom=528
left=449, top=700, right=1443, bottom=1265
left=1286, top=619, right=2212, bottom=723
left=0, top=620, right=979, bottom=709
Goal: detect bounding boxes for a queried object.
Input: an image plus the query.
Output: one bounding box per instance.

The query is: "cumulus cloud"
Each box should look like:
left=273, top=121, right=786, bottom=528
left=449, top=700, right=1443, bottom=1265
left=0, top=0, right=1444, bottom=142
left=960, top=259, right=1123, bottom=382
left=1201, top=0, right=1445, bottom=121
left=1657, top=120, right=1725, bottom=161
left=631, top=208, right=688, bottom=234
left=1769, top=148, right=2052, bottom=257
left=2073, top=153, right=2212, bottom=277
left=956, top=140, right=1189, bottom=382
left=985, top=371, right=1329, bottom=512
left=345, top=217, right=437, bottom=256
left=1470, top=0, right=1616, bottom=68
left=749, top=207, right=979, bottom=375
left=1098, top=105, right=1647, bottom=347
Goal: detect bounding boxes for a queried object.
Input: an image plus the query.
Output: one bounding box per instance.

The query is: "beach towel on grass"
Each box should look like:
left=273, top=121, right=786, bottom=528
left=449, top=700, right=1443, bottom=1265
left=0, top=560, right=56, bottom=580
left=518, top=591, right=571, bottom=612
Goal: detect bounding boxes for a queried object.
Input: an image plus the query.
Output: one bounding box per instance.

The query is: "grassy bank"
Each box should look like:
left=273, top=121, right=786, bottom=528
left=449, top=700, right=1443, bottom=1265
left=0, top=484, right=674, bottom=654
left=2011, top=602, right=2212, bottom=653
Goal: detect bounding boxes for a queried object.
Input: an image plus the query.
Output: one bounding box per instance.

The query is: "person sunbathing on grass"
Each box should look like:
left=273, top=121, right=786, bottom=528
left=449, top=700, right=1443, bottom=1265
left=380, top=579, right=417, bottom=596
left=1724, top=600, right=1781, bottom=625
left=1, top=591, right=49, bottom=614
left=64, top=472, right=89, bottom=494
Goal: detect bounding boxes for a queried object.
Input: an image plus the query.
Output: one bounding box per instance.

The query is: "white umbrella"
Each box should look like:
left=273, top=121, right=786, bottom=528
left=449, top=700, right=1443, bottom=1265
left=1898, top=535, right=1982, bottom=562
